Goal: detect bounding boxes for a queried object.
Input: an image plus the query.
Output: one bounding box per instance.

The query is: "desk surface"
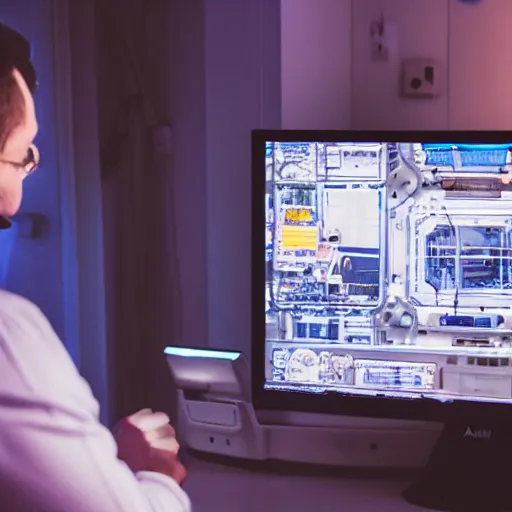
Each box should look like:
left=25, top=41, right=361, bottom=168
left=183, top=455, right=430, bottom=512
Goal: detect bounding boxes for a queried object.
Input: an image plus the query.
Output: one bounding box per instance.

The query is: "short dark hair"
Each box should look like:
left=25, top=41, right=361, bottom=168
left=0, top=23, right=36, bottom=150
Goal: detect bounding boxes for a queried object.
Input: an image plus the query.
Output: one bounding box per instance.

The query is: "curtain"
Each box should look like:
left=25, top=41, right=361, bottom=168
left=95, top=0, right=178, bottom=423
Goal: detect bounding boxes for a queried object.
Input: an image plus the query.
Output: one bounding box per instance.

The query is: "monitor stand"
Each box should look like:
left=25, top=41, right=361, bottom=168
left=403, top=420, right=512, bottom=511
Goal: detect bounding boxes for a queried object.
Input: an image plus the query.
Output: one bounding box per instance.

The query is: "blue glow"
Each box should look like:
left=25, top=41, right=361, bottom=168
left=164, top=346, right=241, bottom=360
left=0, top=222, right=18, bottom=288
left=422, top=143, right=511, bottom=168
left=279, top=142, right=311, bottom=158
left=422, top=143, right=512, bottom=150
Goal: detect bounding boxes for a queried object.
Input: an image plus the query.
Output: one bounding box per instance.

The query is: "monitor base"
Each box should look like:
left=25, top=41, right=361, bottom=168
left=176, top=389, right=440, bottom=469
left=403, top=421, right=512, bottom=511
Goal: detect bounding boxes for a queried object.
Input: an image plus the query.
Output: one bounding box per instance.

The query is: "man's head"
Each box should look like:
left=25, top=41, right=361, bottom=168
left=0, top=23, right=38, bottom=219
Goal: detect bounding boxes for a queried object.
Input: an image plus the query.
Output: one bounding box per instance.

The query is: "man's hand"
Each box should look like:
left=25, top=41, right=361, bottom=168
left=114, top=409, right=187, bottom=485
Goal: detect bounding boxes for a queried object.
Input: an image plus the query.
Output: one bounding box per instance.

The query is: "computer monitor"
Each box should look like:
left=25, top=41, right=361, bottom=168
left=252, top=130, right=512, bottom=511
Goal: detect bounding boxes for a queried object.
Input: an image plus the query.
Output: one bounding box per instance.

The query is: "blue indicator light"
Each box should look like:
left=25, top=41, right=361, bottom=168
left=164, top=346, right=240, bottom=361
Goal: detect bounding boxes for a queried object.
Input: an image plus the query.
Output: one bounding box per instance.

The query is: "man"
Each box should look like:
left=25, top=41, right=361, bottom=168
left=0, top=23, right=191, bottom=512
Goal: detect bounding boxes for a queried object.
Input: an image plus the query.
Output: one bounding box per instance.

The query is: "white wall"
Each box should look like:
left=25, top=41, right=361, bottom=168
left=449, top=0, right=512, bottom=130
left=204, top=0, right=281, bottom=358
left=351, top=0, right=449, bottom=130
left=282, top=0, right=512, bottom=131
left=171, top=0, right=281, bottom=361
left=281, top=0, right=352, bottom=130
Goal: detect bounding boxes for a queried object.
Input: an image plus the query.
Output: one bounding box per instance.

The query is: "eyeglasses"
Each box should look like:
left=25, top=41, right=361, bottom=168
left=0, top=144, right=40, bottom=179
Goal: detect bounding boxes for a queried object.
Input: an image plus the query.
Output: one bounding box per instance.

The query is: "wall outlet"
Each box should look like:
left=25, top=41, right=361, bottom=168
left=371, top=39, right=389, bottom=62
left=370, top=17, right=390, bottom=62
left=401, top=58, right=441, bottom=98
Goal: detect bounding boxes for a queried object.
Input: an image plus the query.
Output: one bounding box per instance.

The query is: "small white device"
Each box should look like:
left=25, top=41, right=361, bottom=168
left=165, top=346, right=266, bottom=460
left=165, top=346, right=440, bottom=468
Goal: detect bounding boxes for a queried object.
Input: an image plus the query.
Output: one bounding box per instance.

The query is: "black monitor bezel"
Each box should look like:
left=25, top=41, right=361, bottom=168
left=252, top=129, right=512, bottom=423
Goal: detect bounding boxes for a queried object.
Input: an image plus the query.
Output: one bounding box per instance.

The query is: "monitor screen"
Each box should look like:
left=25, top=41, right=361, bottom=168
left=253, top=131, right=512, bottom=418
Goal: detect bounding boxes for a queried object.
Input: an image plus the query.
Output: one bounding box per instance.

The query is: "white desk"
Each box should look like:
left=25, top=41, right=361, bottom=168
left=183, top=455, right=430, bottom=511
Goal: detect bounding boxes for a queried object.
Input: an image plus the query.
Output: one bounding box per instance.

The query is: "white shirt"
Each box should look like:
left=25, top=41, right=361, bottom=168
left=0, top=289, right=192, bottom=511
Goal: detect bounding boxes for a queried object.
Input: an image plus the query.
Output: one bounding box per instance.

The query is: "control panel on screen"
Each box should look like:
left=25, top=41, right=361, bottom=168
left=263, top=139, right=512, bottom=404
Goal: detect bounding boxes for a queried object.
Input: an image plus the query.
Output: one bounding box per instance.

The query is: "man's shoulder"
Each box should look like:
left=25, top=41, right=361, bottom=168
left=0, top=290, right=61, bottom=400
left=0, top=289, right=44, bottom=325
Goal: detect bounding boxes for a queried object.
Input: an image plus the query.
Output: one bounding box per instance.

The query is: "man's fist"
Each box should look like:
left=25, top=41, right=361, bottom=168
left=114, top=409, right=187, bottom=485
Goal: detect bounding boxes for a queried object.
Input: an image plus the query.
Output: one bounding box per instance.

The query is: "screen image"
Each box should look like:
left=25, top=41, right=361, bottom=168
left=263, top=138, right=512, bottom=405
